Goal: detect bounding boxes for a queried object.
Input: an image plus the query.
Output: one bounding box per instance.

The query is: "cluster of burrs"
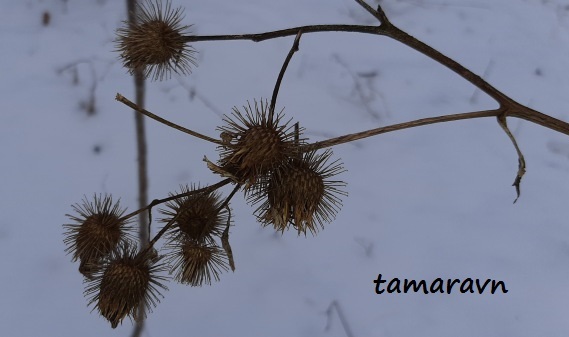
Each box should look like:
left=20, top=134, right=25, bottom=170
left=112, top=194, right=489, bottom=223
left=64, top=0, right=348, bottom=328
left=65, top=0, right=555, bottom=328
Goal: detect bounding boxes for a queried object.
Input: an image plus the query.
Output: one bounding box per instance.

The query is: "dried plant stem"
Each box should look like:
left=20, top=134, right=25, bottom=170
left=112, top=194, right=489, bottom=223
left=116, top=93, right=223, bottom=145
left=144, top=179, right=236, bottom=251
left=119, top=178, right=233, bottom=222
left=145, top=210, right=180, bottom=252
left=302, top=109, right=501, bottom=151
left=183, top=25, right=379, bottom=43
left=269, top=31, right=302, bottom=120
left=354, top=0, right=388, bottom=22
left=181, top=1, right=569, bottom=138
left=133, top=63, right=149, bottom=248
left=119, top=0, right=569, bottom=201
left=510, top=103, right=569, bottom=135
left=216, top=183, right=241, bottom=214
left=127, top=0, right=149, bottom=334
left=186, top=22, right=509, bottom=105
left=185, top=20, right=505, bottom=99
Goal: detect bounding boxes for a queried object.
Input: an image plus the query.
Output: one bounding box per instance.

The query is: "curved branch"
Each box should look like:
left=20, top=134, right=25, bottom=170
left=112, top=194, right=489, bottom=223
left=269, top=31, right=302, bottom=120
left=301, top=109, right=501, bottom=151
left=180, top=5, right=569, bottom=138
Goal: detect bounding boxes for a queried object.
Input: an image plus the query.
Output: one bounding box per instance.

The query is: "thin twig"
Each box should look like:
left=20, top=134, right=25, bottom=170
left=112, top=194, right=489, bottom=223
left=116, top=93, right=223, bottom=145
left=353, top=0, right=386, bottom=23
left=144, top=209, right=181, bottom=252
left=127, top=0, right=148, bottom=334
left=183, top=24, right=380, bottom=43
left=216, top=183, right=241, bottom=214
left=374, top=3, right=390, bottom=24
left=177, top=0, right=569, bottom=138
left=269, top=30, right=302, bottom=120
left=143, top=180, right=238, bottom=254
left=470, top=59, right=494, bottom=104
left=179, top=8, right=569, bottom=138
left=301, top=109, right=501, bottom=151
left=133, top=68, right=149, bottom=249
left=119, top=178, right=233, bottom=222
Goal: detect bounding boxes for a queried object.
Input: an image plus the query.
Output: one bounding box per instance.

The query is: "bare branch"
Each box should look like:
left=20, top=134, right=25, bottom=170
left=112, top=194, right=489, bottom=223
left=269, top=30, right=302, bottom=120
left=181, top=17, right=569, bottom=143
left=183, top=24, right=380, bottom=43
left=128, top=0, right=149, bottom=334
left=181, top=20, right=569, bottom=140
left=301, top=109, right=501, bottom=151
left=511, top=104, right=569, bottom=136
left=119, top=178, right=233, bottom=222
left=374, top=4, right=390, bottom=24
left=353, top=0, right=386, bottom=23
left=116, top=93, right=223, bottom=145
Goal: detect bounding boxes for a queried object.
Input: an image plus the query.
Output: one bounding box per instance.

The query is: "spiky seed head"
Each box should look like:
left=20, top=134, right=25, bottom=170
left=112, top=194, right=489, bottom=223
left=85, top=245, right=168, bottom=328
left=166, top=238, right=228, bottom=286
left=215, top=100, right=302, bottom=187
left=250, top=149, right=347, bottom=235
left=63, top=195, right=133, bottom=279
left=160, top=184, right=227, bottom=244
left=115, top=0, right=197, bottom=81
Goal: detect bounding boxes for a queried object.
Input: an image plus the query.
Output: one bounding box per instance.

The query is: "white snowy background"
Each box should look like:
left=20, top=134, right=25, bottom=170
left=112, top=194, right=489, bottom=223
left=2, top=0, right=569, bottom=336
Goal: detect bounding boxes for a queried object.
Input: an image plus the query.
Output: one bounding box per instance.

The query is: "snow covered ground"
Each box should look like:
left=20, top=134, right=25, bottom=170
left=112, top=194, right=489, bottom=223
left=2, top=0, right=569, bottom=336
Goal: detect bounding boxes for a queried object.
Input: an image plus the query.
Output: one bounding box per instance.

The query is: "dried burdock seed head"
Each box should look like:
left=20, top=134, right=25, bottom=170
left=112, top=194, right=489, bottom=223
left=250, top=149, right=347, bottom=235
left=211, top=99, right=302, bottom=187
left=63, top=195, right=134, bottom=279
left=166, top=238, right=228, bottom=286
left=160, top=184, right=227, bottom=244
left=115, top=0, right=197, bottom=81
left=85, top=245, right=168, bottom=328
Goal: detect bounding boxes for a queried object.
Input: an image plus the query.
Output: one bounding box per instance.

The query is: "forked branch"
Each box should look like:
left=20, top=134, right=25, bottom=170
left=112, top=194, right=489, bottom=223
left=172, top=1, right=569, bottom=138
